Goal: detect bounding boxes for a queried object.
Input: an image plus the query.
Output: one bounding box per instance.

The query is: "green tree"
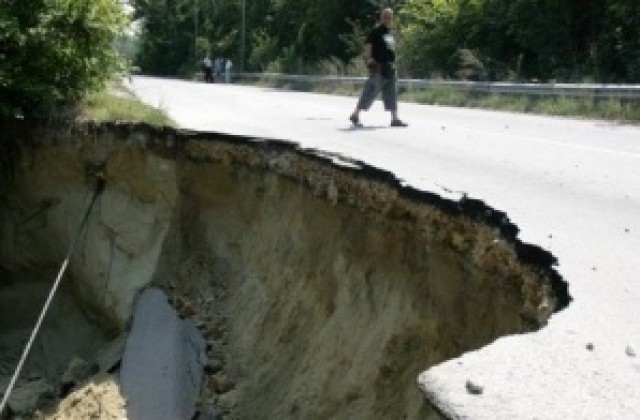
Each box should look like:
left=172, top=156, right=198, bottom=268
left=132, top=0, right=377, bottom=75
left=398, top=0, right=639, bottom=82
left=131, top=0, right=639, bottom=82
left=0, top=0, right=127, bottom=118
left=132, top=0, right=198, bottom=75
left=399, top=0, right=461, bottom=78
left=598, top=1, right=640, bottom=82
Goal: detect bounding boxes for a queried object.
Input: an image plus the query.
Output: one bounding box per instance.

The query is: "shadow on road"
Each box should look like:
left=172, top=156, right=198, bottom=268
left=338, top=125, right=390, bottom=132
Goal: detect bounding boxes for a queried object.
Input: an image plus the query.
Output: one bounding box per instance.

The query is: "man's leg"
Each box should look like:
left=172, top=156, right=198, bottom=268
left=382, top=76, right=407, bottom=127
left=350, top=73, right=382, bottom=125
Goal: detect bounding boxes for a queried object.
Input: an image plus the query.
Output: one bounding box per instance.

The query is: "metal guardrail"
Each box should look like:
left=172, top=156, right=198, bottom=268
left=238, top=72, right=640, bottom=99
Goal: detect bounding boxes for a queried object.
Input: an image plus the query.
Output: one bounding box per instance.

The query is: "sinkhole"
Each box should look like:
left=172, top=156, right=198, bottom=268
left=0, top=122, right=569, bottom=419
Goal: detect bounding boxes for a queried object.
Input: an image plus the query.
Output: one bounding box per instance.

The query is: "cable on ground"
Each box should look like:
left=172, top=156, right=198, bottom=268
left=0, top=179, right=105, bottom=416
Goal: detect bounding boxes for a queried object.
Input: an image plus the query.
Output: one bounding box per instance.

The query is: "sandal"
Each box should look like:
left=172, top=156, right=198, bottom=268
left=349, top=114, right=363, bottom=127
left=390, top=119, right=408, bottom=127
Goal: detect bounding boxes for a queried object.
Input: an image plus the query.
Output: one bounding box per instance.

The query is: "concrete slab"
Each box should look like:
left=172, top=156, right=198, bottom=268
left=120, top=288, right=206, bottom=420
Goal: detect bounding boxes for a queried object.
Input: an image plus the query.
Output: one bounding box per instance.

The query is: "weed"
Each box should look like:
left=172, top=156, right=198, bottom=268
left=79, top=89, right=173, bottom=126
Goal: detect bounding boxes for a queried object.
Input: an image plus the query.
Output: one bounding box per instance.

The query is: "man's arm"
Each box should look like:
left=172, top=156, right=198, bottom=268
left=363, top=43, right=373, bottom=64
left=363, top=43, right=378, bottom=71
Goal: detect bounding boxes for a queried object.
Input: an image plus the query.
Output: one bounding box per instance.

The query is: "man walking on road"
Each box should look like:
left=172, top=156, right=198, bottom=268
left=350, top=8, right=407, bottom=128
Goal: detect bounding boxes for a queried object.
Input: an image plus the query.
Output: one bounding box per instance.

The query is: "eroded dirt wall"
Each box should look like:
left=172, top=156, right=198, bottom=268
left=170, top=161, right=535, bottom=419
left=0, top=122, right=569, bottom=419
left=0, top=136, right=178, bottom=331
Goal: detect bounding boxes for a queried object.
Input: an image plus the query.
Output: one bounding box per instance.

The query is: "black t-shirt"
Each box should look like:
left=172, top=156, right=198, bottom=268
left=366, top=24, right=395, bottom=63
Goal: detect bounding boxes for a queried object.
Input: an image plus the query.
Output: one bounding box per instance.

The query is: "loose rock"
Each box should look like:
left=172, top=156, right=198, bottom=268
left=61, top=357, right=91, bottom=388
left=94, top=335, right=127, bottom=374
left=205, top=359, right=224, bottom=375
left=45, top=374, right=126, bottom=420
left=7, top=379, right=54, bottom=415
left=212, top=374, right=234, bottom=394
left=465, top=380, right=483, bottom=395
left=218, top=390, right=238, bottom=411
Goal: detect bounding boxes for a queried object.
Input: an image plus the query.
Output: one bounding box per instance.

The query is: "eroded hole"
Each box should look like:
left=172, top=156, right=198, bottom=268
left=0, top=123, right=569, bottom=419
left=0, top=270, right=109, bottom=416
left=163, top=164, right=558, bottom=420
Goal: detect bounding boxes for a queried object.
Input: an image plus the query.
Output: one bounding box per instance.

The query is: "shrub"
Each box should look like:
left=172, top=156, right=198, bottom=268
left=0, top=0, right=126, bottom=118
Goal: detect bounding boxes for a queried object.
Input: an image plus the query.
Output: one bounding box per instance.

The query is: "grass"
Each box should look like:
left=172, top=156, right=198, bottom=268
left=400, top=87, right=640, bottom=122
left=79, top=89, right=173, bottom=126
left=241, top=77, right=640, bottom=123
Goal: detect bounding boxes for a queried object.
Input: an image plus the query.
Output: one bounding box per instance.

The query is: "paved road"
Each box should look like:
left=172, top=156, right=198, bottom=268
left=128, top=76, right=640, bottom=419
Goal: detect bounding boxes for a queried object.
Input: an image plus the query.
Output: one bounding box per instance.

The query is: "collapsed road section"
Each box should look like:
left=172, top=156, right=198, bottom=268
left=0, top=121, right=569, bottom=419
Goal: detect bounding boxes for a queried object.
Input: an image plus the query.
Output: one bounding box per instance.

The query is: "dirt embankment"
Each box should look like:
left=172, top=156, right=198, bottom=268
left=0, top=122, right=569, bottom=419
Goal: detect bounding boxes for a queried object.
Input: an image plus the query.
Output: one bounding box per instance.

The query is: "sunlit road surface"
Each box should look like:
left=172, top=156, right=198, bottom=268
left=129, top=76, right=640, bottom=419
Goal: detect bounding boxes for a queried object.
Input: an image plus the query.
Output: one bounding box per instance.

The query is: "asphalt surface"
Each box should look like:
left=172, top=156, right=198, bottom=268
left=128, top=76, right=640, bottom=419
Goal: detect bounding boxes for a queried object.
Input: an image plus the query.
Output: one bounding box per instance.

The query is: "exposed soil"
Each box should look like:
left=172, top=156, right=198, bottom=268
left=39, top=375, right=126, bottom=420
left=0, top=122, right=568, bottom=419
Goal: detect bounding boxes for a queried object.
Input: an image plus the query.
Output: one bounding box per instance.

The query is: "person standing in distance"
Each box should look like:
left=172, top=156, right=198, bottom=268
left=350, top=8, right=407, bottom=128
left=202, top=56, right=213, bottom=83
left=225, top=59, right=233, bottom=83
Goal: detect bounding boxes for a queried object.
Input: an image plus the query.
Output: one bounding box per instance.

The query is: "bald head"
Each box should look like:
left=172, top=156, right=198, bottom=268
left=379, top=8, right=394, bottom=27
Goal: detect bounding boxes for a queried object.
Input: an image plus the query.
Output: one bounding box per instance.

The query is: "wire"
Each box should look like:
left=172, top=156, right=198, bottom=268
left=0, top=179, right=105, bottom=415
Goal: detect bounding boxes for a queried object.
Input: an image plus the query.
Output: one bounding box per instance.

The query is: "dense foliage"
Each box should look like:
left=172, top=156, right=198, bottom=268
left=400, top=0, right=640, bottom=82
left=131, top=0, right=380, bottom=75
left=0, top=0, right=126, bottom=118
left=134, top=0, right=639, bottom=83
